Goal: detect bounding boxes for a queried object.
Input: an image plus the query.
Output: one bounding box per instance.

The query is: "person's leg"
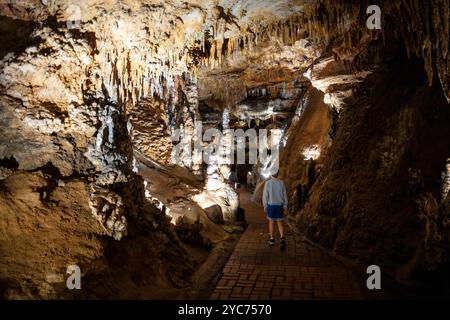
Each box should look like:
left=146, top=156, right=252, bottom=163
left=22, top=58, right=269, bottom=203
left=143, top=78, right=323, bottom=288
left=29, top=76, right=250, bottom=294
left=276, top=221, right=285, bottom=238
left=268, top=220, right=274, bottom=239
left=268, top=220, right=275, bottom=246
left=277, top=219, right=286, bottom=250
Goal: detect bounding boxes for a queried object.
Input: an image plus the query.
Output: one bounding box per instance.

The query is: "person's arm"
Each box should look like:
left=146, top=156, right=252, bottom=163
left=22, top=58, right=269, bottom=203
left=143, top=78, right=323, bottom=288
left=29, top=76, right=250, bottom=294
left=262, top=182, right=269, bottom=211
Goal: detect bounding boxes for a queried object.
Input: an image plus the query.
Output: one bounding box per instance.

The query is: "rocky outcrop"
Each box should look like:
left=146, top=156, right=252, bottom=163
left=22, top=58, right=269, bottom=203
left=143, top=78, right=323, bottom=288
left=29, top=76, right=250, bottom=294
left=290, top=55, right=450, bottom=288
left=301, top=0, right=449, bottom=102
left=88, top=186, right=127, bottom=240
left=0, top=2, right=197, bottom=298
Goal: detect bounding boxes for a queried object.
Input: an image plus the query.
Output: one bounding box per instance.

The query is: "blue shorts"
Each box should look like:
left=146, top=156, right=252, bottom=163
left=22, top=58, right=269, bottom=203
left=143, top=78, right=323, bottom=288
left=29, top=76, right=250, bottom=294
left=266, top=204, right=284, bottom=221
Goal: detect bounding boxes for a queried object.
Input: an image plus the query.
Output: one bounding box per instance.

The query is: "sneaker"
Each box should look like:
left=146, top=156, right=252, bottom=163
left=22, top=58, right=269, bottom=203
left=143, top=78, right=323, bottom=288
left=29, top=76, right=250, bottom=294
left=280, top=237, right=286, bottom=250
left=268, top=238, right=275, bottom=247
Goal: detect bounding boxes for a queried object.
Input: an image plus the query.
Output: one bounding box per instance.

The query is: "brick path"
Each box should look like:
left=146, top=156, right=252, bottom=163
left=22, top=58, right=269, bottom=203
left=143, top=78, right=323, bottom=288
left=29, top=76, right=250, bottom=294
left=210, top=187, right=363, bottom=300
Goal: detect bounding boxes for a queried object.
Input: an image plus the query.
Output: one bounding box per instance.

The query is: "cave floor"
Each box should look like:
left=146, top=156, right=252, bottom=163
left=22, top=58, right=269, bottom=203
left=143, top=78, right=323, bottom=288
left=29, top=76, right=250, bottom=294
left=210, top=187, right=364, bottom=300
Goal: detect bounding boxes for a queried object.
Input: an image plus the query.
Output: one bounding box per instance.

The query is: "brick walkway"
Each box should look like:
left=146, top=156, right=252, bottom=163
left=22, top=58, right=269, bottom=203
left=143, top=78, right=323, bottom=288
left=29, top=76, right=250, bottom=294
left=210, top=187, right=363, bottom=300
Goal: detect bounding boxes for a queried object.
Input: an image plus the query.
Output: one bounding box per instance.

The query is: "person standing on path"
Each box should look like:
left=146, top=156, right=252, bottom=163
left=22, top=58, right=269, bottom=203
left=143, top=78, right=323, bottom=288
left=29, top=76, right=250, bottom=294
left=262, top=171, right=288, bottom=250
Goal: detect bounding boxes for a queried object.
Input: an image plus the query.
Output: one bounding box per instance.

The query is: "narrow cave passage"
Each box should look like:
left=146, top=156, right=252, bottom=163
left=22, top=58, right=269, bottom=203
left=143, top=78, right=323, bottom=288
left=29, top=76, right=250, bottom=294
left=0, top=0, right=449, bottom=302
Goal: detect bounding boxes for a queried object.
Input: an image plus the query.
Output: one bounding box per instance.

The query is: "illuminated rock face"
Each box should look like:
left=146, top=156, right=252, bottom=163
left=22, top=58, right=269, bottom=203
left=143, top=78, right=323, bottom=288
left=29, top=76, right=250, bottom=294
left=0, top=0, right=449, bottom=298
left=287, top=57, right=450, bottom=284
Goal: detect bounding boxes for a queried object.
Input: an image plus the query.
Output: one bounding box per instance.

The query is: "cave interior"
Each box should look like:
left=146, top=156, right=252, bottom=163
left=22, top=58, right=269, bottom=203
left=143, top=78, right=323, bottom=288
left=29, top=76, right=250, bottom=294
left=0, top=0, right=449, bottom=299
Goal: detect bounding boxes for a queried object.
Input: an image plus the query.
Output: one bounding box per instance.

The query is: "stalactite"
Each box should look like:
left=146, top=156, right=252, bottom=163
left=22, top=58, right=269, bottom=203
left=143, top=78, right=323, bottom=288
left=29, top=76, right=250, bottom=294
left=96, top=40, right=185, bottom=106
left=197, top=12, right=308, bottom=70
left=298, top=0, right=449, bottom=100
left=33, top=0, right=450, bottom=107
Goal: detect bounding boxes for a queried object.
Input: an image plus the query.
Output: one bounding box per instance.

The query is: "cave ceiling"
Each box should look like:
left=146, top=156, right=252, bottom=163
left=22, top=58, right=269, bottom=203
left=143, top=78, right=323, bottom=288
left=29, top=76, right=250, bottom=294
left=1, top=0, right=313, bottom=111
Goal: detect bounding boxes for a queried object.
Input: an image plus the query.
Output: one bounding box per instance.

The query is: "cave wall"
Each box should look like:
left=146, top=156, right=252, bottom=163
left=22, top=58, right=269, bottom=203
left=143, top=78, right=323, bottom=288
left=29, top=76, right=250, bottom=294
left=301, top=0, right=449, bottom=102
left=278, top=85, right=330, bottom=209
left=296, top=53, right=450, bottom=287
left=0, top=10, right=197, bottom=298
left=275, top=0, right=450, bottom=289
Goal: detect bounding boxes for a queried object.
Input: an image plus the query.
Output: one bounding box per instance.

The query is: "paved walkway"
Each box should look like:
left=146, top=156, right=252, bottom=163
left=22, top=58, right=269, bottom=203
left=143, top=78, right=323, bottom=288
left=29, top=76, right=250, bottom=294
left=210, top=187, right=363, bottom=300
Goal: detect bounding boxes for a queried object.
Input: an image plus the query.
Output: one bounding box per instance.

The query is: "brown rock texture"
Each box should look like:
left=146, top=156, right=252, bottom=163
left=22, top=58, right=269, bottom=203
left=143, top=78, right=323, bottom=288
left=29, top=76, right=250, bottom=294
left=284, top=53, right=450, bottom=288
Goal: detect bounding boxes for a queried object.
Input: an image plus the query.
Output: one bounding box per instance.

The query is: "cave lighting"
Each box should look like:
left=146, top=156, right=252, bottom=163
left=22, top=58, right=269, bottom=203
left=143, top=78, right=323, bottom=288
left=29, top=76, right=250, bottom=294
left=301, top=144, right=321, bottom=160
